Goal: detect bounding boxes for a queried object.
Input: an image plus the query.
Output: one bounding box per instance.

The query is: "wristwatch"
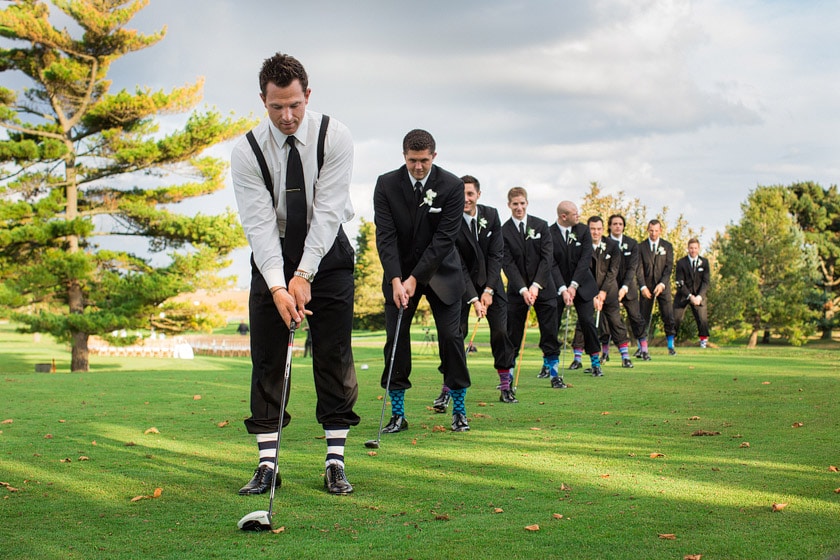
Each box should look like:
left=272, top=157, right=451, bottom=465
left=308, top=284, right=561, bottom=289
left=293, top=270, right=315, bottom=283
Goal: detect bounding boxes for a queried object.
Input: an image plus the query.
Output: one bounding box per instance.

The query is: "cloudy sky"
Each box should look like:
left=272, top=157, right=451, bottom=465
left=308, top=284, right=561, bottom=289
left=36, top=1, right=840, bottom=285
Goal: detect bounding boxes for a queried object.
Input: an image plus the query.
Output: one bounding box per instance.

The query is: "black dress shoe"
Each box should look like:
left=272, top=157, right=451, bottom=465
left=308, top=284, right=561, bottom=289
left=537, top=365, right=550, bottom=379
left=568, top=360, right=583, bottom=370
left=601, top=353, right=610, bottom=363
left=238, top=465, right=280, bottom=495
left=381, top=414, right=408, bottom=433
left=640, top=351, right=651, bottom=361
left=499, top=389, right=518, bottom=403
left=622, top=358, right=634, bottom=368
left=551, top=376, right=567, bottom=389
left=668, top=348, right=677, bottom=356
left=591, top=366, right=604, bottom=377
left=633, top=348, right=642, bottom=358
left=432, top=391, right=450, bottom=413
left=324, top=463, right=353, bottom=495
left=451, top=413, right=470, bottom=432
left=584, top=367, right=593, bottom=373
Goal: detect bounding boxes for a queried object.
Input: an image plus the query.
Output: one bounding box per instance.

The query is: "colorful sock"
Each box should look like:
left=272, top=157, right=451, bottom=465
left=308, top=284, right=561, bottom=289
left=388, top=389, right=405, bottom=417
left=667, top=335, right=675, bottom=349
left=601, top=343, right=610, bottom=356
left=256, top=432, right=278, bottom=469
left=324, top=425, right=348, bottom=468
left=589, top=353, right=601, bottom=368
left=498, top=369, right=511, bottom=391
left=441, top=384, right=450, bottom=394
left=619, top=342, right=630, bottom=360
left=547, top=356, right=560, bottom=377
left=449, top=388, right=467, bottom=415
left=573, top=348, right=583, bottom=362
left=700, top=336, right=708, bottom=348
left=640, top=338, right=649, bottom=352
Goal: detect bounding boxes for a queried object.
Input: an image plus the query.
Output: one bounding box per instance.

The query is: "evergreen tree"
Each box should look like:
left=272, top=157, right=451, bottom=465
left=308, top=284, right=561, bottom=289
left=0, top=1, right=254, bottom=370
left=353, top=218, right=385, bottom=330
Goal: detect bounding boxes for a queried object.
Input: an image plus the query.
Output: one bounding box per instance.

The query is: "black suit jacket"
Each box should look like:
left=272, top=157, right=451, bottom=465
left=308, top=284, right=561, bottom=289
left=592, top=237, right=620, bottom=299
left=637, top=237, right=674, bottom=292
left=502, top=215, right=555, bottom=300
left=373, top=164, right=465, bottom=305
left=674, top=255, right=710, bottom=307
left=457, top=204, right=506, bottom=304
left=549, top=222, right=597, bottom=301
left=611, top=235, right=640, bottom=301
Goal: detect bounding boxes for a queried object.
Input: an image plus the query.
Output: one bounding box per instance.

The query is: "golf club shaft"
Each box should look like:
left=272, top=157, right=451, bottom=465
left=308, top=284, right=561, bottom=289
left=467, top=316, right=481, bottom=350
left=374, top=306, right=404, bottom=443
left=267, top=320, right=296, bottom=523
left=560, top=307, right=571, bottom=370
left=513, top=305, right=531, bottom=390
left=595, top=308, right=600, bottom=329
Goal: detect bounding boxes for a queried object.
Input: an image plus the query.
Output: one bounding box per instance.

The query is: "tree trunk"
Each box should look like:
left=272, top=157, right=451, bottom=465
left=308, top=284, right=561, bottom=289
left=747, top=330, right=758, bottom=348
left=762, top=330, right=771, bottom=344
left=71, top=330, right=89, bottom=372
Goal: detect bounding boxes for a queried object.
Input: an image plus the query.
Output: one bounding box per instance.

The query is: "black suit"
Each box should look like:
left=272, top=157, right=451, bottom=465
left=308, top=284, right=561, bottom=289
left=575, top=237, right=629, bottom=348
left=502, top=216, right=559, bottom=359
left=549, top=223, right=599, bottom=355
left=674, top=255, right=710, bottom=338
left=610, top=235, right=646, bottom=341
left=456, top=205, right=514, bottom=370
left=374, top=164, right=469, bottom=391
left=637, top=237, right=676, bottom=337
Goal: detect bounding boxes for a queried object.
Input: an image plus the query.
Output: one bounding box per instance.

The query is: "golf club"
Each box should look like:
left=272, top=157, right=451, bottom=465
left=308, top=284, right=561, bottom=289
left=364, top=306, right=404, bottom=449
left=237, top=321, right=297, bottom=532
left=512, top=305, right=531, bottom=393
left=466, top=316, right=481, bottom=353
left=595, top=308, right=601, bottom=329
left=644, top=294, right=657, bottom=342
left=559, top=306, right=571, bottom=370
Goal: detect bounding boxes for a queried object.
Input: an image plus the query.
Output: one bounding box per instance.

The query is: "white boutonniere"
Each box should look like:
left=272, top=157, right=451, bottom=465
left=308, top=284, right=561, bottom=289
left=421, top=189, right=437, bottom=207
left=477, top=216, right=488, bottom=232
left=621, top=242, right=628, bottom=251
left=656, top=246, right=666, bottom=256
left=526, top=228, right=541, bottom=240
left=598, top=241, right=607, bottom=252
left=568, top=232, right=577, bottom=243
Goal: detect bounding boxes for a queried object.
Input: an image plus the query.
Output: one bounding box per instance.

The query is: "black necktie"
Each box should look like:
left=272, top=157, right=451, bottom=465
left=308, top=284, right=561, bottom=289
left=692, top=259, right=698, bottom=272
left=652, top=242, right=657, bottom=255
left=414, top=181, right=423, bottom=206
left=284, top=135, right=306, bottom=279
left=470, top=218, right=478, bottom=240
left=519, top=221, right=526, bottom=238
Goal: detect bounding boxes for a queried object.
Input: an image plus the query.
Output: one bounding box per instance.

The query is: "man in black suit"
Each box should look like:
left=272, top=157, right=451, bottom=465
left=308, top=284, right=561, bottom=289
left=674, top=238, right=711, bottom=348
left=502, top=187, right=561, bottom=387
left=637, top=219, right=677, bottom=355
left=373, top=129, right=471, bottom=433
left=571, top=216, right=634, bottom=369
left=445, top=175, right=517, bottom=405
left=550, top=202, right=603, bottom=377
left=608, top=214, right=648, bottom=360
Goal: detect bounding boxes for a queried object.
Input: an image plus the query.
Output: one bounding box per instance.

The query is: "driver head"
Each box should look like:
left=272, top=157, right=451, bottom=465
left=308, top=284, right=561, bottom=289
left=238, top=510, right=271, bottom=531
left=363, top=440, right=380, bottom=449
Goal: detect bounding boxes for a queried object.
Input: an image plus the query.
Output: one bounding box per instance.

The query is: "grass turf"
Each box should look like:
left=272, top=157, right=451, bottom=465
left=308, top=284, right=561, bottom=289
left=1, top=321, right=838, bottom=559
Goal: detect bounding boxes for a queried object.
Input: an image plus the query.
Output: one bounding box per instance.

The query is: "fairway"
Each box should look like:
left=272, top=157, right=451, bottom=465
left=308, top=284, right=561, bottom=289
left=1, top=322, right=839, bottom=560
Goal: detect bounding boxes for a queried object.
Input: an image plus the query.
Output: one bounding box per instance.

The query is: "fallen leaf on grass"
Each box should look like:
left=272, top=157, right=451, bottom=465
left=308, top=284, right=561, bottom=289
left=692, top=430, right=721, bottom=436
left=58, top=419, right=66, bottom=423
left=1, top=419, right=12, bottom=424
left=1, top=482, right=19, bottom=492
left=432, top=425, right=447, bottom=432
left=829, top=466, right=838, bottom=472
left=193, top=395, right=201, bottom=400
left=217, top=420, right=229, bottom=428
left=271, top=526, right=285, bottom=534
left=530, top=427, right=541, bottom=431
left=44, top=434, right=53, bottom=439
left=144, top=427, right=159, bottom=435
left=560, top=483, right=571, bottom=491
left=493, top=508, right=504, bottom=513
left=601, top=411, right=610, bottom=415
left=771, top=502, right=787, bottom=512
left=474, top=413, right=490, bottom=419
left=377, top=395, right=383, bottom=400
left=791, top=422, right=804, bottom=428
left=650, top=453, right=665, bottom=458
left=125, top=441, right=136, bottom=446
left=477, top=402, right=488, bottom=407
left=411, top=439, right=417, bottom=445
left=684, top=555, right=703, bottom=560
left=366, top=451, right=377, bottom=456
left=60, top=458, right=71, bottom=463
left=689, top=416, right=700, bottom=420
left=762, top=381, right=771, bottom=385
left=600, top=474, right=610, bottom=478
left=834, top=488, right=840, bottom=494
left=131, top=487, right=163, bottom=502
left=434, top=514, right=450, bottom=521
left=658, top=533, right=677, bottom=540
left=553, top=513, right=564, bottom=519
left=739, top=442, right=750, bottom=448
left=525, top=524, right=540, bottom=531
left=78, top=456, right=89, bottom=461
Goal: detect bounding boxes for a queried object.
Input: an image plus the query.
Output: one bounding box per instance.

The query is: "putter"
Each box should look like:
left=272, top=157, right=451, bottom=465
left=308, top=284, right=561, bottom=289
left=364, top=306, right=404, bottom=449
left=559, top=306, right=571, bottom=370
left=512, top=305, right=531, bottom=393
left=466, top=316, right=481, bottom=354
left=238, top=321, right=297, bottom=532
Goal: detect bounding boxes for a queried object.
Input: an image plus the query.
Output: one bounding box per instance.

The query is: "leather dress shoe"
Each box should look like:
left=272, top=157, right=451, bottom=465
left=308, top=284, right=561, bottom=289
left=324, top=463, right=353, bottom=495
left=622, top=358, right=634, bottom=368
left=381, top=414, right=408, bottom=433
left=238, top=465, right=280, bottom=495
left=499, top=389, right=518, bottom=403
left=640, top=351, right=652, bottom=361
left=451, top=413, right=470, bottom=432
left=568, top=360, right=583, bottom=370
left=633, top=348, right=642, bottom=358
left=537, top=365, right=550, bottom=379
left=668, top=348, right=677, bottom=356
left=432, top=390, right=451, bottom=413
left=551, top=376, right=567, bottom=389
left=601, top=352, right=610, bottom=363
left=591, top=366, right=604, bottom=377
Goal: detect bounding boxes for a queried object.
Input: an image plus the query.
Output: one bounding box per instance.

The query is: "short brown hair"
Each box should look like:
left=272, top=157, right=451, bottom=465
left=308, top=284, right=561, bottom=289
left=507, top=187, right=528, bottom=202
left=259, top=53, right=308, bottom=96
left=461, top=175, right=480, bottom=192
left=403, top=129, right=435, bottom=153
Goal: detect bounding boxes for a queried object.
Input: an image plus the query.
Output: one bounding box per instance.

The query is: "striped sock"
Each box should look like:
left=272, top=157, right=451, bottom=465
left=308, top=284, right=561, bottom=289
left=324, top=425, right=348, bottom=468
left=389, top=389, right=405, bottom=417
left=589, top=353, right=601, bottom=368
left=640, top=338, right=649, bottom=352
left=619, top=342, right=630, bottom=360
left=256, top=432, right=278, bottom=469
left=498, top=369, right=512, bottom=390
left=573, top=348, right=583, bottom=362
left=601, top=343, right=610, bottom=356
left=449, top=388, right=467, bottom=415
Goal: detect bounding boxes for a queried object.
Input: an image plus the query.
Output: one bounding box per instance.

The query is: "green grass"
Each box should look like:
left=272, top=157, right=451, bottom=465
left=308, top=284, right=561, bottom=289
left=1, top=321, right=839, bottom=560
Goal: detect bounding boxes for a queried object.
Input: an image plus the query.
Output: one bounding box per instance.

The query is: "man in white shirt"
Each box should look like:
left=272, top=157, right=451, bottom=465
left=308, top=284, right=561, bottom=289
left=231, top=53, right=359, bottom=496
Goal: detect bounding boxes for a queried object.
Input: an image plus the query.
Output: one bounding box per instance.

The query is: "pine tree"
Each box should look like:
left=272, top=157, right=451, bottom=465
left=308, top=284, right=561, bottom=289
left=0, top=1, right=254, bottom=370
left=353, top=218, right=385, bottom=330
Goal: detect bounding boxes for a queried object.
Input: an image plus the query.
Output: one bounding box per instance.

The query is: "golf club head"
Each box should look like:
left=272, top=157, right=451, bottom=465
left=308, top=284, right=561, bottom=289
left=238, top=510, right=271, bottom=531
left=363, top=439, right=380, bottom=449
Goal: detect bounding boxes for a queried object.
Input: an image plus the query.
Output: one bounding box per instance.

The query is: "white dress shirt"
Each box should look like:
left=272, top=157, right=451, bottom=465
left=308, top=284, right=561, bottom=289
left=231, top=111, right=354, bottom=289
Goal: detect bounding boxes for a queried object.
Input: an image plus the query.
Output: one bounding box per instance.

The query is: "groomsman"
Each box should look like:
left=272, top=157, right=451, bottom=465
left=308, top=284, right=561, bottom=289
left=502, top=187, right=561, bottom=387
left=674, top=238, right=711, bottom=347
left=637, top=219, right=676, bottom=355
left=550, top=202, right=602, bottom=378
left=607, top=214, right=648, bottom=360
